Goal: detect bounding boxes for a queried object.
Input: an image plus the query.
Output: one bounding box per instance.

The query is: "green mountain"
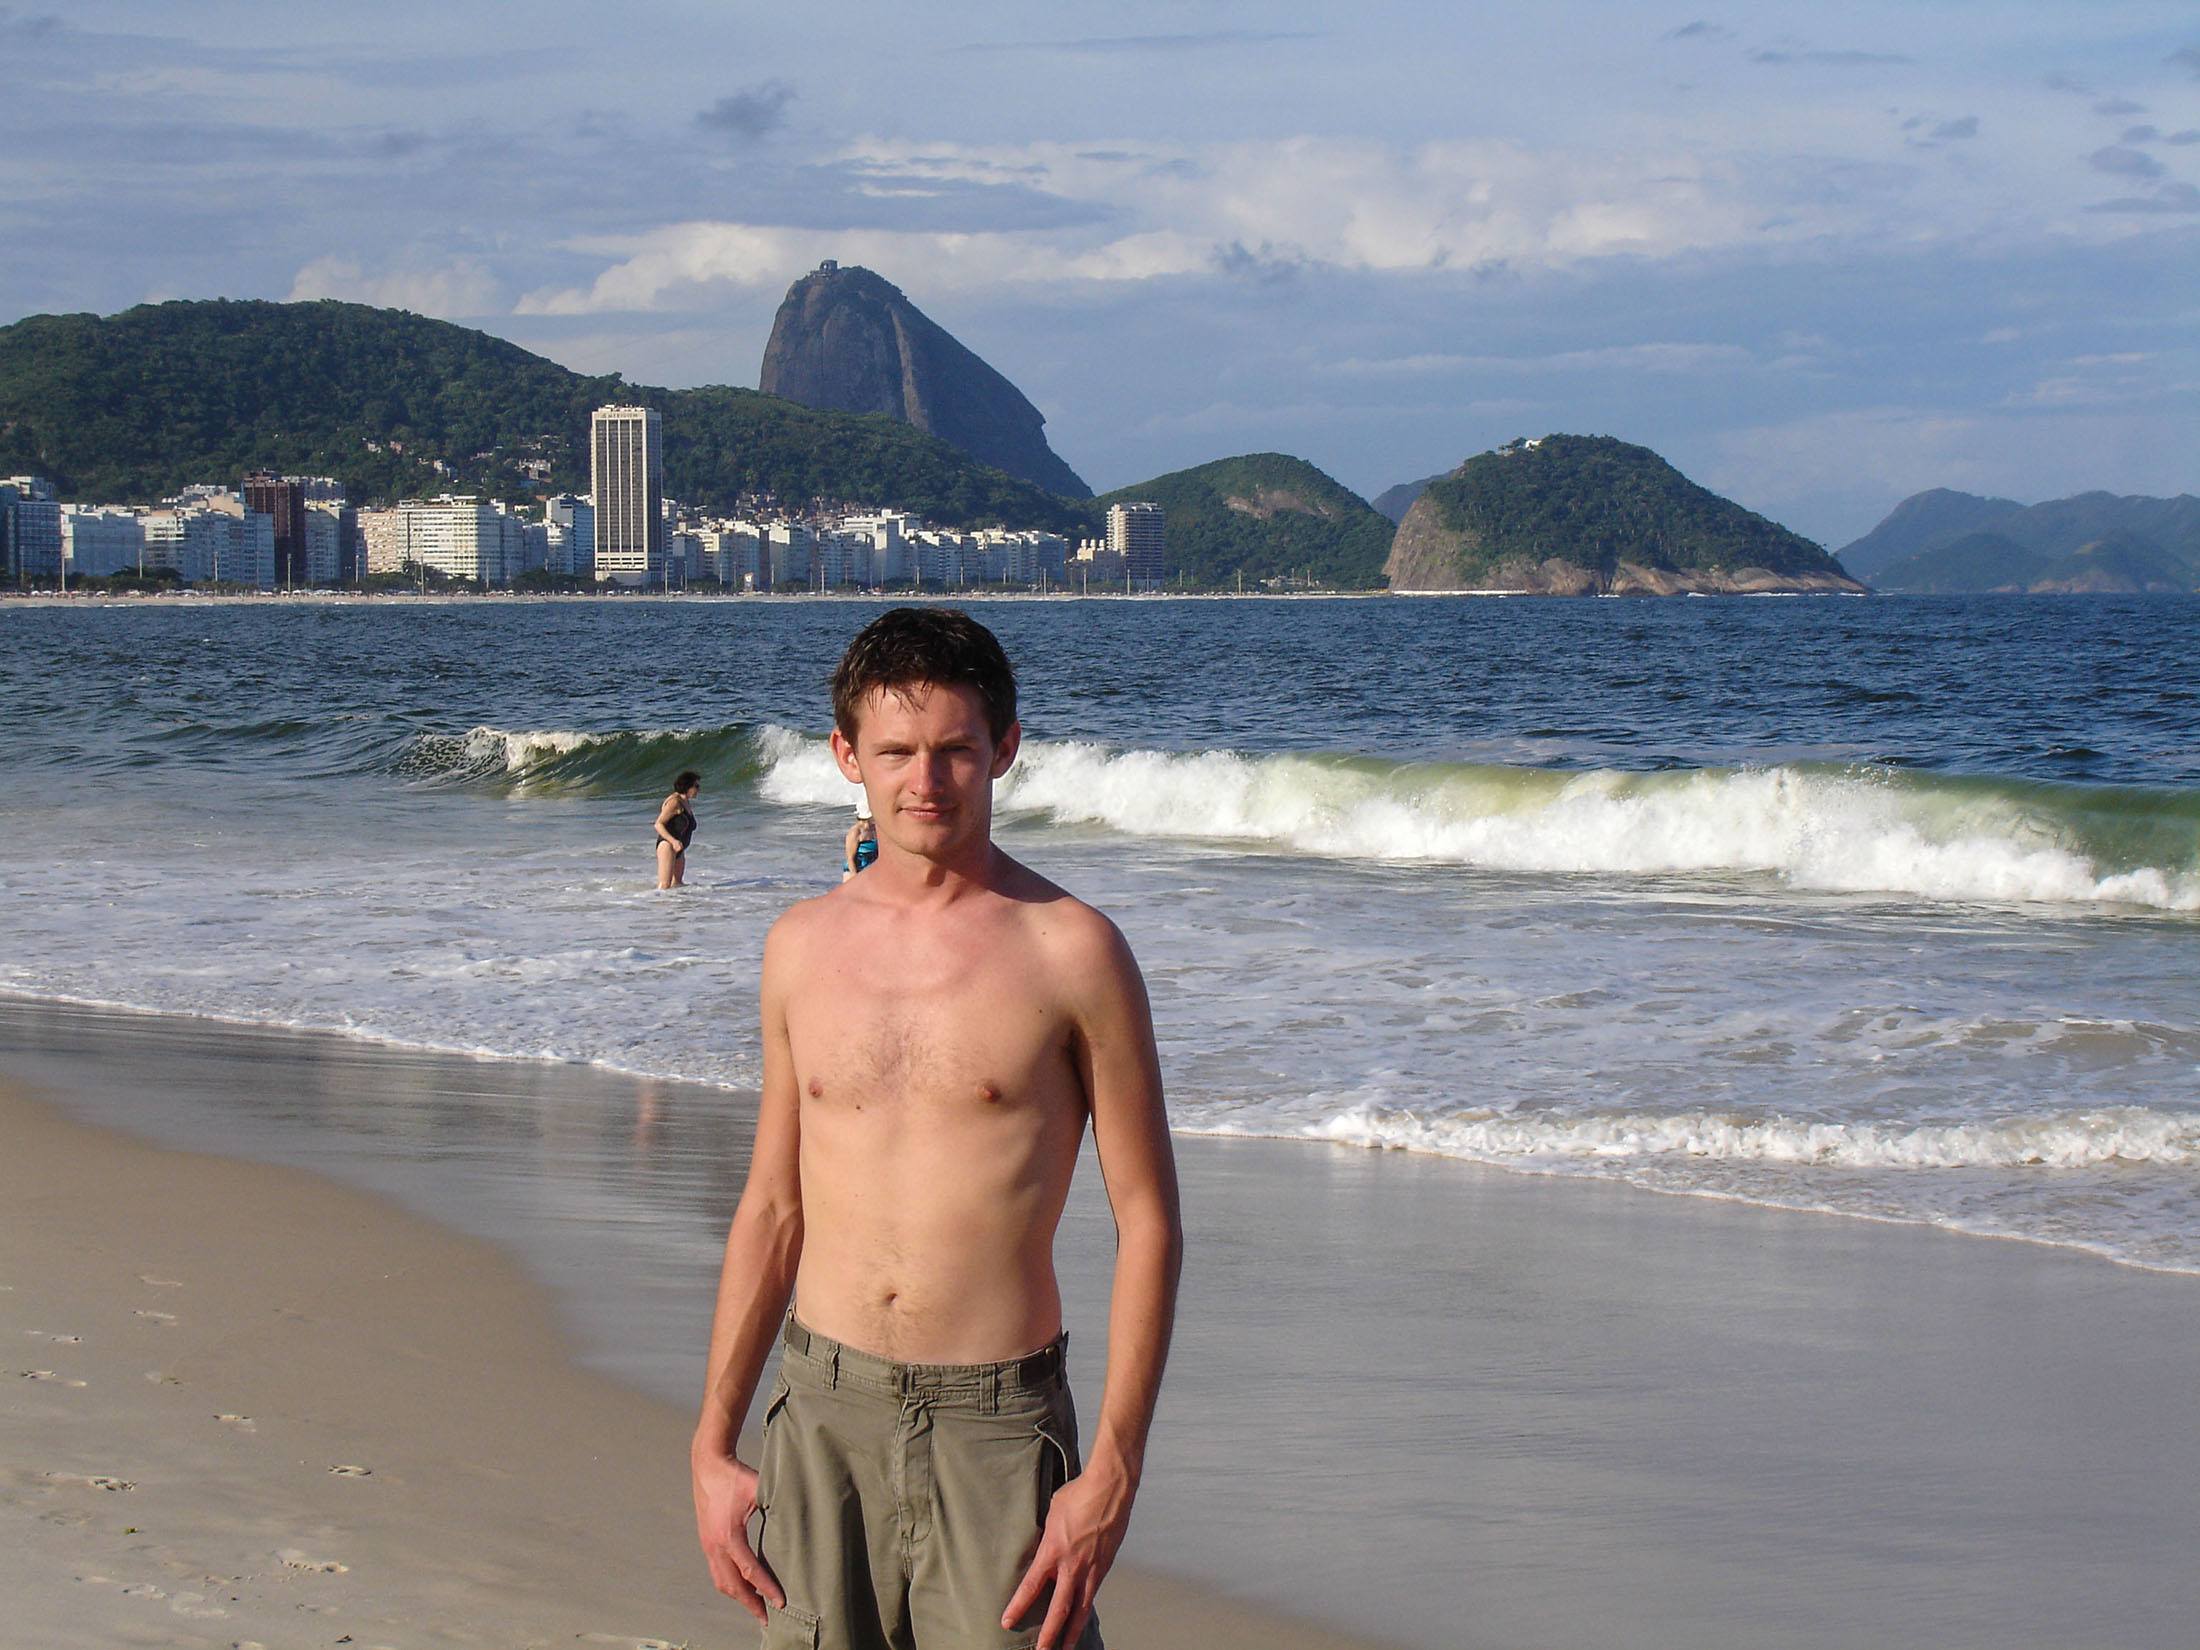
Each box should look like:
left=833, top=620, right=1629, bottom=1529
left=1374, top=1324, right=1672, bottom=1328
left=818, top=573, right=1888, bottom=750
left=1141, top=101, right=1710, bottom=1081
left=1836, top=488, right=2025, bottom=581
left=1871, top=531, right=2048, bottom=593
left=0, top=298, right=1084, bottom=531
left=1385, top=435, right=1862, bottom=594
left=1875, top=528, right=2195, bottom=594
left=1371, top=473, right=1444, bottom=524
left=2032, top=531, right=2193, bottom=593
left=1090, top=453, right=1395, bottom=588
left=1847, top=488, right=2200, bottom=592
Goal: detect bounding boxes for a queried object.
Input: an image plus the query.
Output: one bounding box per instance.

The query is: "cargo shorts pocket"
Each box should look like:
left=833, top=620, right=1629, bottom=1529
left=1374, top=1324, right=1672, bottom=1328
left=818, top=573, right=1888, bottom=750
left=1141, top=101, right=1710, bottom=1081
left=1033, top=1414, right=1079, bottom=1523
left=763, top=1603, right=820, bottom=1649
left=753, top=1376, right=794, bottom=1571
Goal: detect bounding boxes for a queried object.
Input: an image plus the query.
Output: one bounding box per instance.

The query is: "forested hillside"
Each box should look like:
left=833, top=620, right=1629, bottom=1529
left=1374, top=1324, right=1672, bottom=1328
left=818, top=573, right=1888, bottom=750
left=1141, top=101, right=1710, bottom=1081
left=1090, top=453, right=1393, bottom=587
left=0, top=299, right=1083, bottom=530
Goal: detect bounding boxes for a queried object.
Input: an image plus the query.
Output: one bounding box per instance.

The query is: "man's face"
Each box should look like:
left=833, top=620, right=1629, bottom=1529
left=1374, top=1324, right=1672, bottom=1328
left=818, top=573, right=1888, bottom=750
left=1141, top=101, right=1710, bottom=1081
left=831, top=682, right=1019, bottom=860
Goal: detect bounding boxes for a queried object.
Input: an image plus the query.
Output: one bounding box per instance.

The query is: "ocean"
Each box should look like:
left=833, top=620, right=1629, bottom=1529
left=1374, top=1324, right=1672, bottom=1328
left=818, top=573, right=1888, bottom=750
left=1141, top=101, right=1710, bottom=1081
left=3, top=592, right=2197, bottom=1272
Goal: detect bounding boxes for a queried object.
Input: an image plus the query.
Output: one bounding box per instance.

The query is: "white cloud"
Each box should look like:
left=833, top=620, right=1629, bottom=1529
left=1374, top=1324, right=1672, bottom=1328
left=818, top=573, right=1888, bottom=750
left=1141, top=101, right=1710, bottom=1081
left=289, top=255, right=502, bottom=318
left=515, top=135, right=1777, bottom=315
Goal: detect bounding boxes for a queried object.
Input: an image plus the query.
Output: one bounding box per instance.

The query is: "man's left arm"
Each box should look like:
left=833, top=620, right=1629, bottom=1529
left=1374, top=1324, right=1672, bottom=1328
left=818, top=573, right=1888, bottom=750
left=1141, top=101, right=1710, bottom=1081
left=1005, top=911, right=1183, bottom=1650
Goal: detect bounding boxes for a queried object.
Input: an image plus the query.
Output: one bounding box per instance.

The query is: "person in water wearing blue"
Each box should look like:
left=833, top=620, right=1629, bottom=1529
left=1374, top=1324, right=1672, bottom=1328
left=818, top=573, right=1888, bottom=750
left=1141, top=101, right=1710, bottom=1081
left=841, top=797, right=877, bottom=882
left=655, top=770, right=701, bottom=889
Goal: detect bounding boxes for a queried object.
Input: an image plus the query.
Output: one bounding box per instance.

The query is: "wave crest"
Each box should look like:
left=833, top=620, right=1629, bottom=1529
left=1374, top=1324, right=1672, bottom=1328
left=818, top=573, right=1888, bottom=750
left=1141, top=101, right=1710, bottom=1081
left=392, top=723, right=776, bottom=794
left=756, top=732, right=2200, bottom=911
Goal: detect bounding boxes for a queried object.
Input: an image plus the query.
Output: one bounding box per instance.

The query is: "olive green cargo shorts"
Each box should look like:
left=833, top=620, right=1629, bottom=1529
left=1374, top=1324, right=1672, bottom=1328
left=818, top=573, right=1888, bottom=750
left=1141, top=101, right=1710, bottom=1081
left=755, top=1314, right=1103, bottom=1650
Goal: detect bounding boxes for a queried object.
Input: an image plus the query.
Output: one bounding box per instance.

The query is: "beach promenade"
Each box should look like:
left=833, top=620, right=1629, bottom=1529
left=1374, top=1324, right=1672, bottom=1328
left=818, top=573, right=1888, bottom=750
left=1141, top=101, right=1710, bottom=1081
left=6, top=999, right=2199, bottom=1649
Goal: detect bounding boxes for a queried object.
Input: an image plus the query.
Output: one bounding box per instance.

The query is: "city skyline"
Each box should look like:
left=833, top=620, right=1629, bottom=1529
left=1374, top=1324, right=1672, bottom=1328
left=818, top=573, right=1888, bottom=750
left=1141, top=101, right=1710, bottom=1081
left=1, top=2, right=2196, bottom=545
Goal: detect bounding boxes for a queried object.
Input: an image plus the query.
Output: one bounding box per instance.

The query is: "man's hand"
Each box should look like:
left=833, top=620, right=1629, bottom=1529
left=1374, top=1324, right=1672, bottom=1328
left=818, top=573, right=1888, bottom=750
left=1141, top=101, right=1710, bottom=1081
left=1002, top=1465, right=1131, bottom=1650
left=691, top=1446, right=784, bottom=1622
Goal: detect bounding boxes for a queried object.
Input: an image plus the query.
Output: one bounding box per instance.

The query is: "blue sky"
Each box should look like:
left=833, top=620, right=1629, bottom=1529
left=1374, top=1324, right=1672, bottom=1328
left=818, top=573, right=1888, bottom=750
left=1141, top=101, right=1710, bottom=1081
left=2, top=1, right=2195, bottom=544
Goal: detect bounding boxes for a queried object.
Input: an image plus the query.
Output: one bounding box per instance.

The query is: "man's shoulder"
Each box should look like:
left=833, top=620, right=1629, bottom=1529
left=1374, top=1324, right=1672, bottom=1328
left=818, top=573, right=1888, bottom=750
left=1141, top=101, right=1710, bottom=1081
left=991, top=855, right=1133, bottom=973
left=763, top=890, right=843, bottom=961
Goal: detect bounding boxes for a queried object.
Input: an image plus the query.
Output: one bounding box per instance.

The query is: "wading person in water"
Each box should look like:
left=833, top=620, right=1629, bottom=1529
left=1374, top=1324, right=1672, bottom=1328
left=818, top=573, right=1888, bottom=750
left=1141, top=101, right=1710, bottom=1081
left=655, top=770, right=700, bottom=889
left=841, top=798, right=877, bottom=882
left=690, top=608, right=1182, bottom=1650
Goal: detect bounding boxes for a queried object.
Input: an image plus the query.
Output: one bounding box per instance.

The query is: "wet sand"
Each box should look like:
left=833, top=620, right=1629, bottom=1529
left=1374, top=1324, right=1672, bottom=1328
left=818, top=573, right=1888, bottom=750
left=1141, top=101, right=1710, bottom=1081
left=0, top=1069, right=1383, bottom=1650
left=4, top=998, right=2200, bottom=1649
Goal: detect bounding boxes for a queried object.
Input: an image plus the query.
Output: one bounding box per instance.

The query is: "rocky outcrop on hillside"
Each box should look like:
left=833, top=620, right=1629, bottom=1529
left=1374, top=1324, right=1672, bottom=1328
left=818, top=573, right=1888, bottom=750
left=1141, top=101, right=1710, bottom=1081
left=758, top=263, right=1090, bottom=498
left=1383, top=435, right=1864, bottom=595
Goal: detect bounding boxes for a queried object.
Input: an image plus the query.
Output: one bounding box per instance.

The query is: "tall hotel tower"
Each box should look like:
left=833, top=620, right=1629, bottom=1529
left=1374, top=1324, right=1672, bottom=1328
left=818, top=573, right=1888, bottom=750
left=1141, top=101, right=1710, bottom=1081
left=1105, top=501, right=1166, bottom=588
left=590, top=404, right=663, bottom=585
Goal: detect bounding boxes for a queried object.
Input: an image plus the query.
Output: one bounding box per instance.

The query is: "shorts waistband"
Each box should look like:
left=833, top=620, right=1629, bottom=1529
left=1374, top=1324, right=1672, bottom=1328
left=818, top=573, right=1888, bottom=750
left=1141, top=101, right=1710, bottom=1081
left=781, top=1312, right=1067, bottom=1401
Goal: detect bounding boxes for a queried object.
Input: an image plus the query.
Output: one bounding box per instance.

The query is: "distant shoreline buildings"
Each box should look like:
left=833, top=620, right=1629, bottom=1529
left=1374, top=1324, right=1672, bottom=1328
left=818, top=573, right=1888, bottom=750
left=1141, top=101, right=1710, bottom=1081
left=1, top=404, right=1166, bottom=595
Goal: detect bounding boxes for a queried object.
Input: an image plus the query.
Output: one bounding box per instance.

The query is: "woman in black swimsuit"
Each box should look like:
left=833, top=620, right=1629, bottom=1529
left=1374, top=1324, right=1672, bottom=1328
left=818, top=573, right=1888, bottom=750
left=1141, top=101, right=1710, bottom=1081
left=654, top=769, right=701, bottom=889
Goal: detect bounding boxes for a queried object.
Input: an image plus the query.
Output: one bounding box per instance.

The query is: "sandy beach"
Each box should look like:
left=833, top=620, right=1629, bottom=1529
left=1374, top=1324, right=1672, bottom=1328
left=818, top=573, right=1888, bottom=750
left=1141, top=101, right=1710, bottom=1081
left=6, top=998, right=2200, bottom=1649
left=0, top=1041, right=1382, bottom=1650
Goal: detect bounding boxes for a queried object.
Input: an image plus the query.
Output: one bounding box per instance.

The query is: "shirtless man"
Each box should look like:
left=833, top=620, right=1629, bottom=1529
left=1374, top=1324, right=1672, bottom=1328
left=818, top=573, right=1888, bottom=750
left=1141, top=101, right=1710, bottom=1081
left=691, top=608, right=1182, bottom=1650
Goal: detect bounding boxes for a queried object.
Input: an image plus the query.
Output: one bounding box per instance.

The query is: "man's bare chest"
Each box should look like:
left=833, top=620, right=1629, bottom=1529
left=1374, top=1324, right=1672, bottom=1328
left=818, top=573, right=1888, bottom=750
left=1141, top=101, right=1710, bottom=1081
left=787, top=954, right=1074, bottom=1115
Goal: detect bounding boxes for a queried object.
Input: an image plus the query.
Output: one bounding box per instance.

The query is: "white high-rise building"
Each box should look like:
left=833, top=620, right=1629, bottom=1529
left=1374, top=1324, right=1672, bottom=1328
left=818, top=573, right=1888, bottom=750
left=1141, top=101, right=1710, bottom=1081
left=694, top=523, right=765, bottom=589
left=544, top=494, right=595, bottom=579
left=1105, top=502, right=1166, bottom=588
left=515, top=520, right=550, bottom=578
left=61, top=507, right=148, bottom=578
left=137, top=508, right=274, bottom=587
left=590, top=405, right=663, bottom=586
left=232, top=511, right=276, bottom=588
left=766, top=522, right=814, bottom=588
left=396, top=496, right=524, bottom=586
left=140, top=510, right=223, bottom=584
left=303, top=503, right=346, bottom=585
left=358, top=509, right=406, bottom=574
left=5, top=476, right=62, bottom=586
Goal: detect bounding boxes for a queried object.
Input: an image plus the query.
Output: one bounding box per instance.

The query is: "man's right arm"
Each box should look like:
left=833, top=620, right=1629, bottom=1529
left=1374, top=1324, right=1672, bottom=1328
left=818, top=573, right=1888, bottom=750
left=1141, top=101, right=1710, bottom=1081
left=690, top=914, right=806, bottom=1621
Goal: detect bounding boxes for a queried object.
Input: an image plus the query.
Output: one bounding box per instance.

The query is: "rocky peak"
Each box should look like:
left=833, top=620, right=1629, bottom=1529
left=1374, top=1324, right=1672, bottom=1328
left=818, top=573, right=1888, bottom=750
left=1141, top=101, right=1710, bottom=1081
left=758, top=263, right=1090, bottom=498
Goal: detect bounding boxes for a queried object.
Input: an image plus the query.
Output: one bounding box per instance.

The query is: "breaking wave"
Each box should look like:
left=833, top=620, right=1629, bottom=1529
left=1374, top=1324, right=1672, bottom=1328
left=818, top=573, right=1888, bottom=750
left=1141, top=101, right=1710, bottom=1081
left=754, top=729, right=2200, bottom=912
left=389, top=722, right=780, bottom=794
left=370, top=721, right=2200, bottom=910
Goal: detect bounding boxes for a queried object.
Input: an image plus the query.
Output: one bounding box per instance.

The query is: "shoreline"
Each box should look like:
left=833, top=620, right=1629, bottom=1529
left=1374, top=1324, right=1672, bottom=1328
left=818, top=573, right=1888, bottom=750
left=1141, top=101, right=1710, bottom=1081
left=9, top=986, right=2193, bottom=1283
left=2, top=587, right=1392, bottom=606
left=0, top=1062, right=1389, bottom=1650
left=7, top=997, right=2200, bottom=1648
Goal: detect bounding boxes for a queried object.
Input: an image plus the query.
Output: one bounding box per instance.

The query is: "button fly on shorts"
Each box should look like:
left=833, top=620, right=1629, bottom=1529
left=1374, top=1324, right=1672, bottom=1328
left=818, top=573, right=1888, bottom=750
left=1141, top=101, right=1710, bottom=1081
left=893, top=1397, right=935, bottom=1575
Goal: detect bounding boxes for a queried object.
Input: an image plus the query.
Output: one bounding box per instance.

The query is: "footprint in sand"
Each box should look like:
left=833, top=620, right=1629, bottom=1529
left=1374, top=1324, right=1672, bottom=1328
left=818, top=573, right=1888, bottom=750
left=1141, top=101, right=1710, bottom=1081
left=133, top=1310, right=177, bottom=1325
left=144, top=1371, right=181, bottom=1385
left=276, top=1549, right=348, bottom=1574
left=327, top=1464, right=372, bottom=1478
left=46, top=1472, right=136, bottom=1492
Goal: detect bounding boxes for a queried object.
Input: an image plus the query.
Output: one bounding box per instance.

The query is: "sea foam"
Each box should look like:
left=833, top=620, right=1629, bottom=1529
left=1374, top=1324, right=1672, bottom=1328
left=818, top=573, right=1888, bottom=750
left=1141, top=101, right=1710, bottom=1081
left=1271, top=1101, right=2200, bottom=1169
left=755, top=729, right=2200, bottom=912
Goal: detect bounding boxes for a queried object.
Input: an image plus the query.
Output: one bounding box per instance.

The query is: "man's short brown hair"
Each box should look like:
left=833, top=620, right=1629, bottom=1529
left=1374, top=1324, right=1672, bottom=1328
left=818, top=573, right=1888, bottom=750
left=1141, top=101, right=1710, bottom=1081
left=831, top=607, right=1018, bottom=743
